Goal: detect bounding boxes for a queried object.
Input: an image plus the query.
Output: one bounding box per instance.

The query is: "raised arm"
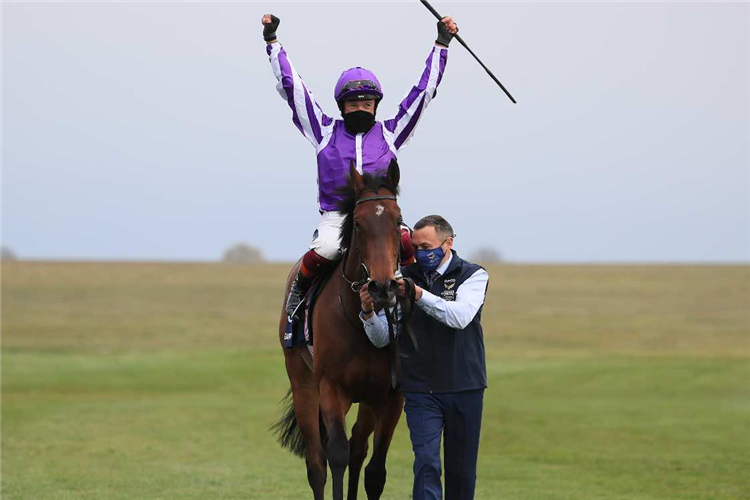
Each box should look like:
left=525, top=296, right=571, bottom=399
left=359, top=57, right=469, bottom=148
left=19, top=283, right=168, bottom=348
left=263, top=14, right=333, bottom=148
left=383, top=16, right=458, bottom=151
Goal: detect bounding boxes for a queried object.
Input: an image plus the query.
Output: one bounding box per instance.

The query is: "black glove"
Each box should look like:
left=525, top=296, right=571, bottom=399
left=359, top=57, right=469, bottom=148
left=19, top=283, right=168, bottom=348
left=436, top=19, right=454, bottom=47
left=263, top=15, right=280, bottom=42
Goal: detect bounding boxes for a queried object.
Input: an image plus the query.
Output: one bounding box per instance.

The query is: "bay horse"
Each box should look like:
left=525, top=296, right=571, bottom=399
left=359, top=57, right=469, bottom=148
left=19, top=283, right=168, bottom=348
left=274, top=160, right=405, bottom=500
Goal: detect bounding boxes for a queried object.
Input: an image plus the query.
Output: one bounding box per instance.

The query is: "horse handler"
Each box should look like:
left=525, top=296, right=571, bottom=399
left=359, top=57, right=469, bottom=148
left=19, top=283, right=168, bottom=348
left=359, top=215, right=489, bottom=500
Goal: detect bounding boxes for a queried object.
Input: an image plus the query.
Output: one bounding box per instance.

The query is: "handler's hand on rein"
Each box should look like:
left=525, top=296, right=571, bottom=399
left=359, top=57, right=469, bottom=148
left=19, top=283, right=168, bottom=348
left=261, top=14, right=280, bottom=43
left=359, top=283, right=375, bottom=318
left=396, top=279, right=423, bottom=302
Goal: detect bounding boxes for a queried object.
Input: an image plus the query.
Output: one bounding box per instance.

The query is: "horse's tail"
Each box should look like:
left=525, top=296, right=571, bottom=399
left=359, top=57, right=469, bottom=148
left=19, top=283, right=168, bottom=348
left=271, top=388, right=306, bottom=457
left=271, top=388, right=328, bottom=458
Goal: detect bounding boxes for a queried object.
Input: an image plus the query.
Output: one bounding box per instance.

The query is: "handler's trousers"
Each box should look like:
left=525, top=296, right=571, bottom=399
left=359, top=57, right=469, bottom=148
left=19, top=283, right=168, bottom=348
left=403, top=389, right=484, bottom=500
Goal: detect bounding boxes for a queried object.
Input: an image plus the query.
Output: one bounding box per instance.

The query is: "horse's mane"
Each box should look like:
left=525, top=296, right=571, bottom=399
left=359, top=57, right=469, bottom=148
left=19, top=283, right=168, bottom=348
left=335, top=172, right=401, bottom=250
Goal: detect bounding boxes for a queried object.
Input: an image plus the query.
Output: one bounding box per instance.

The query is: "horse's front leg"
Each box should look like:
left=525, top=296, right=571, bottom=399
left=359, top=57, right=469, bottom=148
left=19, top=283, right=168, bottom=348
left=319, top=378, right=353, bottom=500
left=347, top=403, right=376, bottom=500
left=365, top=390, right=404, bottom=500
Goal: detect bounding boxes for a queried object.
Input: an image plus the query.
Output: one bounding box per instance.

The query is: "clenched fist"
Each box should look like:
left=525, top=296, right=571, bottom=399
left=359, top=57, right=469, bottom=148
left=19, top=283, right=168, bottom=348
left=436, top=16, right=459, bottom=47
left=261, top=14, right=280, bottom=42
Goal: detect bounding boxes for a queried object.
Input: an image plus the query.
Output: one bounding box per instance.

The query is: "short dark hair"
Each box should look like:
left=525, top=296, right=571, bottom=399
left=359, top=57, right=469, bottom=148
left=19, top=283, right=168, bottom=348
left=414, top=215, right=455, bottom=239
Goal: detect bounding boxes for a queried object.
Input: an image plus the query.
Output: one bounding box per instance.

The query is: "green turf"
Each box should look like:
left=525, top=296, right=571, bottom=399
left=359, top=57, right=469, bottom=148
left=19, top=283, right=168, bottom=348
left=2, top=262, right=749, bottom=499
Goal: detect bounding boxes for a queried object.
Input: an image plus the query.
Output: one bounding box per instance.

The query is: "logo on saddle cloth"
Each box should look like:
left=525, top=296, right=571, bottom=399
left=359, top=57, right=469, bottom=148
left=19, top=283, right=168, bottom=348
left=441, top=279, right=456, bottom=301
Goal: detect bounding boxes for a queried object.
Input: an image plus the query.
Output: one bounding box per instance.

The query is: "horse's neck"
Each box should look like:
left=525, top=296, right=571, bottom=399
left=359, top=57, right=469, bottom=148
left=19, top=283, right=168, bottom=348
left=340, top=239, right=364, bottom=313
left=344, top=239, right=362, bottom=282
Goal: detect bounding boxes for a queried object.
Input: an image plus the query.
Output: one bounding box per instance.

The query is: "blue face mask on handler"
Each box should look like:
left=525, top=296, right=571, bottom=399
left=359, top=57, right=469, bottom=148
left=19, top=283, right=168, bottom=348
left=415, top=241, right=448, bottom=272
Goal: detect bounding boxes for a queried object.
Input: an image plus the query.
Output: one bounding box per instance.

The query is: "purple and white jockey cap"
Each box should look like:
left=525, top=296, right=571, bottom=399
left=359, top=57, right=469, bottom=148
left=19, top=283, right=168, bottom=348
left=334, top=67, right=383, bottom=103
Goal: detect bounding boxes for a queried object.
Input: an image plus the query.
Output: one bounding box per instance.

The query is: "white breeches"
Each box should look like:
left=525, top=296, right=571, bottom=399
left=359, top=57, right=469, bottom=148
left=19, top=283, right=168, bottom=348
left=309, top=211, right=346, bottom=261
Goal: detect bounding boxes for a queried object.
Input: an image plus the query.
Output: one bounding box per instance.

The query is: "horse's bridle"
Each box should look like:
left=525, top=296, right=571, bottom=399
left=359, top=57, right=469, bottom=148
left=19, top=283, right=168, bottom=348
left=337, top=192, right=418, bottom=389
left=340, top=194, right=398, bottom=292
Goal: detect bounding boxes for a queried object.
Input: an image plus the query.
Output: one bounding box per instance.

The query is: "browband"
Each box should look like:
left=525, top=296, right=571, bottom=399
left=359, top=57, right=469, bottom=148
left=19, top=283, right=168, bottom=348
left=355, top=195, right=397, bottom=206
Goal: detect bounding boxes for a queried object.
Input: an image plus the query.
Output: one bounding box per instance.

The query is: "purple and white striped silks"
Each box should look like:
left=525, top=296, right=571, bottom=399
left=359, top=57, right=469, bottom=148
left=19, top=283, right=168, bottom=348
left=267, top=43, right=448, bottom=211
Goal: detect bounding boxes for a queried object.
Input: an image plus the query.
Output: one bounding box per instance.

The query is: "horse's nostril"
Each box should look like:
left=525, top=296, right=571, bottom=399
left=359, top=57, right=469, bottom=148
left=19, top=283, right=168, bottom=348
left=369, top=280, right=395, bottom=300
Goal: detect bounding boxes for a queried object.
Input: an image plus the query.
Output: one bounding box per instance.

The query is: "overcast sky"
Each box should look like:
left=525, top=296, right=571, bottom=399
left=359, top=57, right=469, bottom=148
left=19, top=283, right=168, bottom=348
left=2, top=1, right=748, bottom=262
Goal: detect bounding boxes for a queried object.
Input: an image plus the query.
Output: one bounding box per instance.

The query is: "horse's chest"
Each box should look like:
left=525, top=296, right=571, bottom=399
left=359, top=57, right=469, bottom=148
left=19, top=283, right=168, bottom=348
left=341, top=351, right=391, bottom=404
left=311, top=277, right=394, bottom=404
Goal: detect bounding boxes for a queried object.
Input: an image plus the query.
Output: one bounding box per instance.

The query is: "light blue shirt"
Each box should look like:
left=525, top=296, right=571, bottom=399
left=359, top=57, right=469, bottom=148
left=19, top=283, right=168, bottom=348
left=360, top=253, right=489, bottom=348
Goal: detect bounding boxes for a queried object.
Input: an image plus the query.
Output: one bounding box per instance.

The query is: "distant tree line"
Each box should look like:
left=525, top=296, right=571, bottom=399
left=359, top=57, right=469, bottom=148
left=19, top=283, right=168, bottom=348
left=470, top=247, right=502, bottom=265
left=219, top=243, right=501, bottom=265
left=1, top=246, right=18, bottom=260
left=222, top=243, right=264, bottom=264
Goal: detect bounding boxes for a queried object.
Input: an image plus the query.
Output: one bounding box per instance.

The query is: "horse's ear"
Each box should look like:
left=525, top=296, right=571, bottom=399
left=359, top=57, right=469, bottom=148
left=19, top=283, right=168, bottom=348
left=349, top=160, right=365, bottom=191
left=387, top=159, right=400, bottom=188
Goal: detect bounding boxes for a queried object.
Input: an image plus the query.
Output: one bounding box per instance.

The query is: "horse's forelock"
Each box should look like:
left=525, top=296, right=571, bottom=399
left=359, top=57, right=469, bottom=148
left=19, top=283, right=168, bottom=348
left=335, top=172, right=400, bottom=250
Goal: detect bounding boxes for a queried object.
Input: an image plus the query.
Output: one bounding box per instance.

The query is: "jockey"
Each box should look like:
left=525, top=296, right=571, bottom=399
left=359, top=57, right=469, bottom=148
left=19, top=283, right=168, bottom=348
left=262, top=13, right=459, bottom=318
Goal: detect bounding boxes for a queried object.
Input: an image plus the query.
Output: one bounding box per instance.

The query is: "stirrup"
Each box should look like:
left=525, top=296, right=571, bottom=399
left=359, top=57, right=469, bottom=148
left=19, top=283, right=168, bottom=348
left=287, top=299, right=304, bottom=322
left=286, top=280, right=307, bottom=320
left=286, top=294, right=301, bottom=319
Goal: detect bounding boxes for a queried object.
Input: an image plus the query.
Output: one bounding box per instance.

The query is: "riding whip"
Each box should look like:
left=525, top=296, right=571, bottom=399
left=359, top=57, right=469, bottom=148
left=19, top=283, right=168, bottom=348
left=419, top=0, right=517, bottom=103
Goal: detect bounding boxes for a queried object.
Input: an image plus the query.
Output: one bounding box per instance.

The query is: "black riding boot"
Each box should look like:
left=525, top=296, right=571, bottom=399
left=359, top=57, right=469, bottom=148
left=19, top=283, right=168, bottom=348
left=286, top=271, right=312, bottom=319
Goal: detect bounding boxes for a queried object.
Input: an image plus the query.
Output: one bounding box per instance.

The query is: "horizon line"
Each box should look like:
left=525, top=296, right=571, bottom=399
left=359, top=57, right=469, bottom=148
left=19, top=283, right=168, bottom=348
left=3, top=257, right=749, bottom=266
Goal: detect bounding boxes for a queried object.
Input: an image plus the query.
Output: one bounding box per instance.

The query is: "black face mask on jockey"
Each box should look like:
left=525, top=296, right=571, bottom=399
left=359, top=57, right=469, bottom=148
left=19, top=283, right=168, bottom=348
left=343, top=110, right=376, bottom=135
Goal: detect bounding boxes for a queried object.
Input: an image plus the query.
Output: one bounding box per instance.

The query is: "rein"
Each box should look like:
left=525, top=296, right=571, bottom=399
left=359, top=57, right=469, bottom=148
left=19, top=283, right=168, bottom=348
left=383, top=277, right=419, bottom=389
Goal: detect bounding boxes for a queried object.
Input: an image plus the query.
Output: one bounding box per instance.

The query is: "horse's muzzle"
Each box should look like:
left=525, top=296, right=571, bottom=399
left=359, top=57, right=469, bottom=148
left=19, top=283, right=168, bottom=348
left=368, top=279, right=399, bottom=307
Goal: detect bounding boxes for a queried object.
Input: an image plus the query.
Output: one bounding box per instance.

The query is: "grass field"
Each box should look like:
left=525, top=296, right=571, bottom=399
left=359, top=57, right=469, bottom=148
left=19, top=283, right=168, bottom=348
left=2, top=261, right=749, bottom=500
